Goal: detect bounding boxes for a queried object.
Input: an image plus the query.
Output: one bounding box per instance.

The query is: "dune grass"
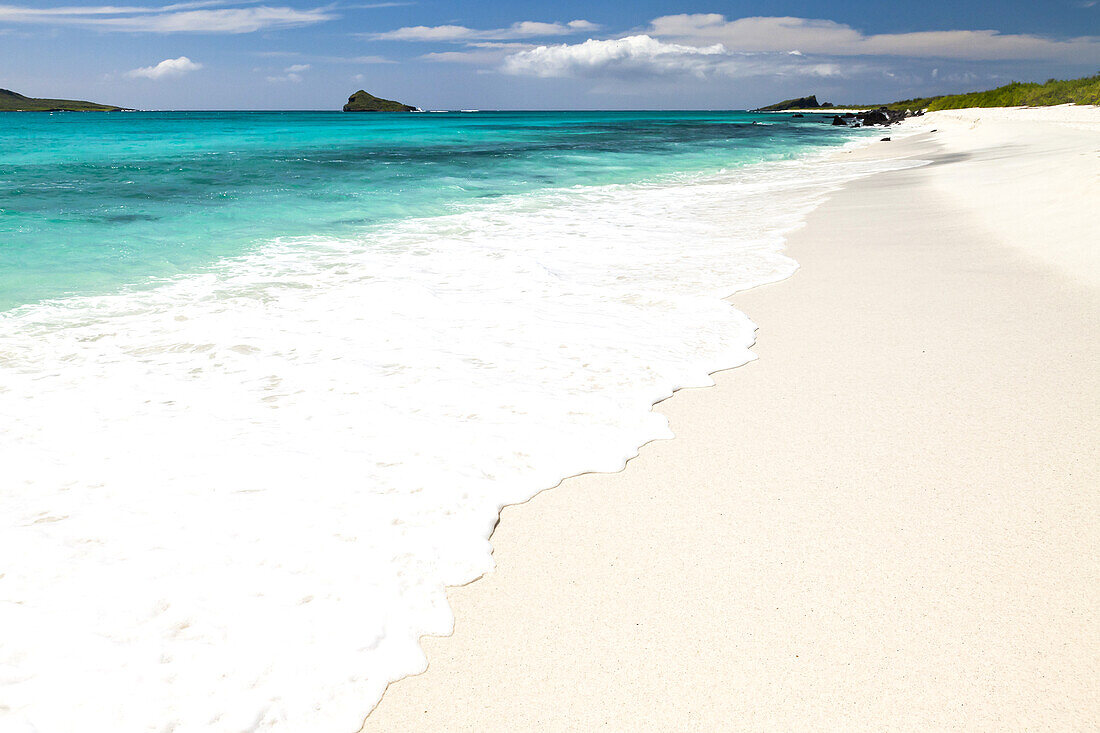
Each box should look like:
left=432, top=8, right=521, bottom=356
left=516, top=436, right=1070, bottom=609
left=765, top=75, right=1100, bottom=113
left=882, top=74, right=1100, bottom=111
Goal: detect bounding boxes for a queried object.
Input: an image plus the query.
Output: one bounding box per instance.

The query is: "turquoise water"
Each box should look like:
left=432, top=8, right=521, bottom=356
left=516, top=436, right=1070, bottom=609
left=1, top=108, right=909, bottom=731
left=0, top=111, right=860, bottom=311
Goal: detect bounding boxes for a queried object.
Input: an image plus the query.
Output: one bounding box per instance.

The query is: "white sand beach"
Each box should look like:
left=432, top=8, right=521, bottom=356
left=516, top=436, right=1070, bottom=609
left=363, top=107, right=1100, bottom=730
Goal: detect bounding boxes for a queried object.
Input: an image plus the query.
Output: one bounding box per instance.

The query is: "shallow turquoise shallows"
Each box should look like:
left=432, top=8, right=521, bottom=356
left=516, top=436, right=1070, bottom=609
left=0, top=110, right=861, bottom=311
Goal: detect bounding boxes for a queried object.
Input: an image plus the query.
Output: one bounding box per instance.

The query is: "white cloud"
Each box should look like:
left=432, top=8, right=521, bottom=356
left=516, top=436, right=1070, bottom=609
left=422, top=42, right=536, bottom=65
left=0, top=2, right=336, bottom=33
left=408, top=14, right=1099, bottom=81
left=501, top=35, right=842, bottom=79
left=127, top=55, right=202, bottom=79
left=647, top=14, right=1100, bottom=62
left=267, top=63, right=310, bottom=82
left=0, top=1, right=225, bottom=17
left=503, top=36, right=724, bottom=78
left=368, top=19, right=599, bottom=42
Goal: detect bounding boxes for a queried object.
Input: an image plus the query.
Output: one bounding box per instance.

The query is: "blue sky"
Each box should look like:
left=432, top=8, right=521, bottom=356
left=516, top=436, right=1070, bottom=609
left=1, top=1, right=1097, bottom=109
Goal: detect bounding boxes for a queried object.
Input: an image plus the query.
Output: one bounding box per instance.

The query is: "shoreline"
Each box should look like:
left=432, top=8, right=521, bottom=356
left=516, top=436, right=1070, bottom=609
left=363, top=107, right=1099, bottom=729
left=0, top=113, right=896, bottom=732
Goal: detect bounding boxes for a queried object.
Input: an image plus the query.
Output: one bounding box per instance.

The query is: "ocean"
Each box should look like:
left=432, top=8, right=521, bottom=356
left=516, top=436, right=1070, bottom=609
left=0, top=110, right=901, bottom=731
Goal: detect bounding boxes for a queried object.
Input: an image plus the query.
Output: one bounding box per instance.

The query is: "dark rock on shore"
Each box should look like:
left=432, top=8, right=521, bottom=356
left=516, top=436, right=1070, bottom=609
left=828, top=106, right=921, bottom=129
left=343, top=90, right=418, bottom=112
left=856, top=107, right=910, bottom=126
left=859, top=110, right=889, bottom=125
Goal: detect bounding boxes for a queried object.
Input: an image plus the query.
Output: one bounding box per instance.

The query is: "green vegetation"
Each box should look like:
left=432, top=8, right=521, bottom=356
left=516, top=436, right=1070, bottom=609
left=756, top=95, right=832, bottom=111
left=342, top=90, right=418, bottom=112
left=915, top=74, right=1100, bottom=110
left=856, top=74, right=1100, bottom=111
left=0, top=88, right=126, bottom=112
left=758, top=75, right=1100, bottom=114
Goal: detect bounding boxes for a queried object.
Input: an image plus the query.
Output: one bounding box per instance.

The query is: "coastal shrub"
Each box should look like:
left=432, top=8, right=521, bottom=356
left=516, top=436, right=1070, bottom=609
left=911, top=74, right=1100, bottom=111
left=831, top=74, right=1100, bottom=112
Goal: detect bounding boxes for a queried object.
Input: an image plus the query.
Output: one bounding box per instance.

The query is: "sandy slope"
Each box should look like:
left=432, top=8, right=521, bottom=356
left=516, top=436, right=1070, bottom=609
left=363, top=108, right=1100, bottom=731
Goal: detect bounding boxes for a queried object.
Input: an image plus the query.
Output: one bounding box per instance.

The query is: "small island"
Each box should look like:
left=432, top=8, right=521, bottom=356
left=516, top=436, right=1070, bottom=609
left=756, top=95, right=833, bottom=111
left=0, top=88, right=127, bottom=112
left=343, top=89, right=418, bottom=112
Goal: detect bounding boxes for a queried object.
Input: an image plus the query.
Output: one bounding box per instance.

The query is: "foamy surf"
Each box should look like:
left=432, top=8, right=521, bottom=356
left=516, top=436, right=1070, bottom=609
left=0, top=150, right=918, bottom=732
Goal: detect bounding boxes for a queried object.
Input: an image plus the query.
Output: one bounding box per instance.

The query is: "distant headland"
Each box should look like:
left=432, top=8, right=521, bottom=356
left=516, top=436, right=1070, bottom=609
left=343, top=90, right=419, bottom=112
left=0, top=88, right=128, bottom=112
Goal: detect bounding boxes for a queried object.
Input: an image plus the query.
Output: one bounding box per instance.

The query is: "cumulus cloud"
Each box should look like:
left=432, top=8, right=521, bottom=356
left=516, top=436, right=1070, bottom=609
left=368, top=19, right=599, bottom=42
left=127, top=56, right=202, bottom=79
left=0, top=2, right=336, bottom=33
left=503, top=36, right=724, bottom=78
left=398, top=13, right=1098, bottom=83
left=501, top=35, right=842, bottom=79
left=267, top=63, right=310, bottom=82
left=647, top=14, right=1100, bottom=62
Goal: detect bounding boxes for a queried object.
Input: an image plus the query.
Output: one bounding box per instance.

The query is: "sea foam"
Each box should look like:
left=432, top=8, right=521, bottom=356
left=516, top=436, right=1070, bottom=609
left=0, top=151, right=916, bottom=731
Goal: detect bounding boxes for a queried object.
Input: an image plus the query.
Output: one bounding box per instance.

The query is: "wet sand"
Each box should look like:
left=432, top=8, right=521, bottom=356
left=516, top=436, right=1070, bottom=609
left=363, top=108, right=1100, bottom=731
